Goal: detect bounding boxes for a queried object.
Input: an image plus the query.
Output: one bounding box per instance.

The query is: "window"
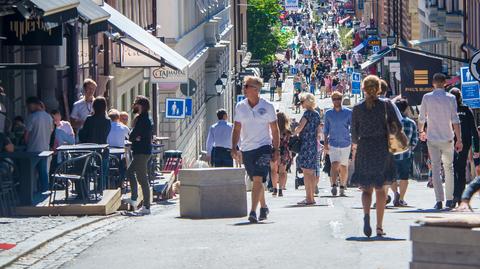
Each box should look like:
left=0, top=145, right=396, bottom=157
left=138, top=82, right=143, bottom=96
left=145, top=83, right=150, bottom=97
left=121, top=93, right=127, bottom=112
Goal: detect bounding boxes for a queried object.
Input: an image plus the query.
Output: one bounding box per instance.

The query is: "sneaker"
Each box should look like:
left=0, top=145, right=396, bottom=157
left=393, top=192, right=400, bottom=207
left=331, top=185, right=337, bottom=196
left=386, top=195, right=392, bottom=205
left=398, top=200, right=408, bottom=207
left=259, top=207, right=269, bottom=221
left=278, top=189, right=283, bottom=197
left=248, top=211, right=258, bottom=223
left=445, top=200, right=456, bottom=209
left=339, top=186, right=346, bottom=197
left=123, top=198, right=138, bottom=211
left=272, top=188, right=278, bottom=197
left=434, top=201, right=443, bottom=210
left=135, top=206, right=151, bottom=215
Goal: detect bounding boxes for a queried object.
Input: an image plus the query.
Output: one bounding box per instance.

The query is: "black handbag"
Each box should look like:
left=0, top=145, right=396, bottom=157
left=288, top=135, right=302, bottom=154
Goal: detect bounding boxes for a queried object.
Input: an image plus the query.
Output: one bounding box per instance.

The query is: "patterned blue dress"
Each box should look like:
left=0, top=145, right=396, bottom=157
left=297, top=109, right=321, bottom=170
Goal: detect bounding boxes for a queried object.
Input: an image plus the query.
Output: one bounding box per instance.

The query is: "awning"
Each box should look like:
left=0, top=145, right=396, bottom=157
left=102, top=3, right=189, bottom=71
left=408, top=37, right=447, bottom=47
left=361, top=47, right=394, bottom=70
left=78, top=0, right=110, bottom=24
left=352, top=41, right=367, bottom=53
left=30, top=0, right=79, bottom=16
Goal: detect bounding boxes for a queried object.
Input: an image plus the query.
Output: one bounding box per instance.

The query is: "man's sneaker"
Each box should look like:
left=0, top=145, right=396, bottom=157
left=248, top=211, right=258, bottom=223
left=339, top=186, right=346, bottom=197
left=393, top=192, right=400, bottom=207
left=331, top=185, right=338, bottom=196
left=445, top=200, right=456, bottom=209
left=386, top=195, right=392, bottom=205
left=259, top=207, right=269, bottom=221
left=398, top=200, right=408, bottom=207
left=278, top=189, right=283, bottom=197
left=272, top=188, right=278, bottom=197
left=123, top=198, right=138, bottom=211
left=135, top=206, right=151, bottom=215
left=434, top=201, right=443, bottom=210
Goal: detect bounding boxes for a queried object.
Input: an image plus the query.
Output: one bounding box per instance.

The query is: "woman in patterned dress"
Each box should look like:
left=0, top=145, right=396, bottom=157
left=351, top=75, right=402, bottom=237
left=270, top=112, right=292, bottom=197
left=294, top=93, right=322, bottom=205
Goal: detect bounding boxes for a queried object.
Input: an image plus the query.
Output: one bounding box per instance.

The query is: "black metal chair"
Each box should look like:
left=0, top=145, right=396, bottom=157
left=0, top=158, right=18, bottom=216
left=49, top=151, right=102, bottom=205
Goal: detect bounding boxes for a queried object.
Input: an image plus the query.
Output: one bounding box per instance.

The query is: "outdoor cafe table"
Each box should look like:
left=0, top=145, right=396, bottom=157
left=56, top=144, right=109, bottom=190
left=0, top=150, right=53, bottom=205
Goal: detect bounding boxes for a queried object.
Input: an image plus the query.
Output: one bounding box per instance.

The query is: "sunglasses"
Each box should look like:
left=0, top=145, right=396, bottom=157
left=332, top=98, right=342, bottom=101
left=243, top=84, right=257, bottom=89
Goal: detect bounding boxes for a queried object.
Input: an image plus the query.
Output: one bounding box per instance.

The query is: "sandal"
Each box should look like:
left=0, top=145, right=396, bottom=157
left=376, top=227, right=386, bottom=237
left=297, top=199, right=308, bottom=205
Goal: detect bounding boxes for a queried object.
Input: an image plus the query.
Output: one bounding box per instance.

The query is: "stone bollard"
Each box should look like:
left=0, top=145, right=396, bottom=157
left=179, top=168, right=248, bottom=219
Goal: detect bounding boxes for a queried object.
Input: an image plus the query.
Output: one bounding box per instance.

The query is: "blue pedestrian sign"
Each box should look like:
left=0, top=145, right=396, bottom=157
left=185, top=98, right=192, bottom=117
left=237, top=95, right=246, bottom=103
left=165, top=98, right=186, bottom=119
left=460, top=66, right=480, bottom=109
left=372, top=45, right=380, bottom=54
left=351, top=72, right=361, bottom=95
left=346, top=66, right=354, bottom=74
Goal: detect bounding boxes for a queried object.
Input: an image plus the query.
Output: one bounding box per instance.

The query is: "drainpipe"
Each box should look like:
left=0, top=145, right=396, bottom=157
left=460, top=0, right=468, bottom=59
left=152, top=0, right=158, bottom=135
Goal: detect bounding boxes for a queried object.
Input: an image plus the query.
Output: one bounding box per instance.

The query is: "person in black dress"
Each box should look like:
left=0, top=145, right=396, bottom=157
left=351, top=75, right=402, bottom=237
left=449, top=88, right=480, bottom=206
left=78, top=97, right=111, bottom=144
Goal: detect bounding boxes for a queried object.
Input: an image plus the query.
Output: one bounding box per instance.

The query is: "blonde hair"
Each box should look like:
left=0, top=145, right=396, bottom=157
left=300, top=92, right=316, bottom=110
left=331, top=91, right=343, bottom=99
left=243, top=76, right=263, bottom=89
left=362, top=75, right=381, bottom=110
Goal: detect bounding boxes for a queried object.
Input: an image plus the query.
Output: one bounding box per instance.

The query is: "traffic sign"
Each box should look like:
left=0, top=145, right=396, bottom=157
left=165, top=98, right=185, bottom=119
left=470, top=51, right=480, bottom=82
left=185, top=98, right=192, bottom=116
left=236, top=95, right=246, bottom=103
left=461, top=66, right=477, bottom=84
left=352, top=72, right=361, bottom=82
left=372, top=46, right=380, bottom=53
left=460, top=66, right=480, bottom=109
left=346, top=66, right=353, bottom=74
left=351, top=72, right=361, bottom=94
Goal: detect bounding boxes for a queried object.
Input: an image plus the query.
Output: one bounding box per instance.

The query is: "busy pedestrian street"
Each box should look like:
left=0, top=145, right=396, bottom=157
left=1, top=0, right=480, bottom=268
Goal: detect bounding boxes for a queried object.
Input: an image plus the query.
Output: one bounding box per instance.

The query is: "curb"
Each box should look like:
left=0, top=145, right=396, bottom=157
left=0, top=213, right=120, bottom=269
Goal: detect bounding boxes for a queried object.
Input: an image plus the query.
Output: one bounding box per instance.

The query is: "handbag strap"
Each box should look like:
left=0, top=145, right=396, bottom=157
left=384, top=100, right=391, bottom=135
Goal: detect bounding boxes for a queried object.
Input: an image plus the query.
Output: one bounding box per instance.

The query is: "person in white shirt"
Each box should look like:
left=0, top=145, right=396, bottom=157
left=70, top=79, right=96, bottom=131
left=206, top=109, right=233, bottom=167
left=107, top=109, right=130, bottom=148
left=231, top=76, right=280, bottom=223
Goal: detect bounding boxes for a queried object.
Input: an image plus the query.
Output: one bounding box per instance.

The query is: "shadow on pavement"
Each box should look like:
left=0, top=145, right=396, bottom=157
left=345, top=236, right=407, bottom=242
left=284, top=204, right=328, bottom=208
left=391, top=208, right=454, bottom=213
left=231, top=221, right=275, bottom=226
left=351, top=207, right=399, bottom=210
left=320, top=195, right=353, bottom=198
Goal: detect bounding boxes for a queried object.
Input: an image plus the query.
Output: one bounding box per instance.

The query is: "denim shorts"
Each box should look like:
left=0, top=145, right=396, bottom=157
left=242, top=145, right=272, bottom=182
left=395, top=157, right=411, bottom=180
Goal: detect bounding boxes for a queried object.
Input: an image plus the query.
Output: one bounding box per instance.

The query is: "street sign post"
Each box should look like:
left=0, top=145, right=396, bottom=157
left=165, top=98, right=186, bottom=119
left=372, top=46, right=380, bottom=54
left=470, top=51, right=480, bottom=82
left=351, top=72, right=361, bottom=95
left=461, top=66, right=480, bottom=108
left=346, top=66, right=353, bottom=74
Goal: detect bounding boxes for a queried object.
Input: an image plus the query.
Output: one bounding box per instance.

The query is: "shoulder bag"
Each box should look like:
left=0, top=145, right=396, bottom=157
left=384, top=101, right=409, bottom=154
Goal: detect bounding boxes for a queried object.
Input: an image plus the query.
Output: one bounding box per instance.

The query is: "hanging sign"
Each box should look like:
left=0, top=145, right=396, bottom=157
left=3, top=14, right=63, bottom=45
left=285, top=0, right=299, bottom=11
left=151, top=67, right=188, bottom=83
left=461, top=66, right=480, bottom=108
left=470, top=51, right=480, bottom=82
left=165, top=98, right=186, bottom=119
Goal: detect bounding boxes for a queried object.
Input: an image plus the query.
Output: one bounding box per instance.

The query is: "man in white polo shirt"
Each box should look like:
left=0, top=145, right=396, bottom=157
left=232, top=76, right=280, bottom=223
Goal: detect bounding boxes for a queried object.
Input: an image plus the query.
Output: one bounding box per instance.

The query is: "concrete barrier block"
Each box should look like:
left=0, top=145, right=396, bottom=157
left=179, top=168, right=247, bottom=218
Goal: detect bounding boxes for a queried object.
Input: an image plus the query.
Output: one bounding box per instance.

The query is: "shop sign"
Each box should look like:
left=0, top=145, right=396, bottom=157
left=368, top=39, right=381, bottom=46
left=285, top=0, right=299, bottom=11
left=150, top=67, right=188, bottom=83
left=3, top=14, right=62, bottom=45
left=366, top=27, right=378, bottom=36
left=120, top=43, right=161, bottom=67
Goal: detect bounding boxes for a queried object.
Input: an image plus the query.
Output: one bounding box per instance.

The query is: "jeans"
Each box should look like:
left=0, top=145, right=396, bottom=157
left=453, top=143, right=471, bottom=201
left=462, top=176, right=480, bottom=201
left=127, top=154, right=151, bottom=208
left=212, top=147, right=233, bottom=167
left=427, top=141, right=455, bottom=202
left=37, top=158, right=49, bottom=192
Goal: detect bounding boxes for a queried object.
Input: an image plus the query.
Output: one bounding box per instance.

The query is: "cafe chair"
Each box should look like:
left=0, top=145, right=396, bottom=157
left=49, top=151, right=102, bottom=205
left=0, top=159, right=19, bottom=217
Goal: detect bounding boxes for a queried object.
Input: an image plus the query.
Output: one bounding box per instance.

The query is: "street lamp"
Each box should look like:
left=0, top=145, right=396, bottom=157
left=215, top=78, right=224, bottom=95
left=220, top=72, right=228, bottom=86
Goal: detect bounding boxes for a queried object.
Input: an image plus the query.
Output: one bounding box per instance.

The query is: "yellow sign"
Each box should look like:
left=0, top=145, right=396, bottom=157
left=414, top=70, right=429, bottom=85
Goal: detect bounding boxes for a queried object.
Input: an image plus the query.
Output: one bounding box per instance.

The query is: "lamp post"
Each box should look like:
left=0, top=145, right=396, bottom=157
left=205, top=75, right=227, bottom=103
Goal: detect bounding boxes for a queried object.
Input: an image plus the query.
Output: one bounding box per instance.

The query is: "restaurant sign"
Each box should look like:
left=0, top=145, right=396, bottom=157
left=150, top=67, right=188, bottom=83
left=120, top=42, right=162, bottom=67
left=3, top=14, right=62, bottom=46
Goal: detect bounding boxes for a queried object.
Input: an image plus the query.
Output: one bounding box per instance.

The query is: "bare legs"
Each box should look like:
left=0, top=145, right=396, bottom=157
left=330, top=162, right=348, bottom=187
left=361, top=186, right=387, bottom=230
left=270, top=161, right=279, bottom=192
left=302, top=168, right=316, bottom=203
left=278, top=164, right=288, bottom=190
left=251, top=176, right=267, bottom=213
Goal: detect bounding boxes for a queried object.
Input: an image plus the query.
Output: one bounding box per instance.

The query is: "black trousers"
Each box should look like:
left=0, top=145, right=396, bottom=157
left=212, top=147, right=233, bottom=167
left=453, top=143, right=471, bottom=200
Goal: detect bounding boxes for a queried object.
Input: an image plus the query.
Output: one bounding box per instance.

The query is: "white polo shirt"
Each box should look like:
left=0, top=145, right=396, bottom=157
left=234, top=98, right=277, bottom=152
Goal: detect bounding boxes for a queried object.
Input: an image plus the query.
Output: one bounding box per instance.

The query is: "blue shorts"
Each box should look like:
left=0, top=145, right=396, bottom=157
left=395, top=158, right=411, bottom=180
left=242, top=145, right=272, bottom=182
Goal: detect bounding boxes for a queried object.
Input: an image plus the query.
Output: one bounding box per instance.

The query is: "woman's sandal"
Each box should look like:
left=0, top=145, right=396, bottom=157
left=376, top=227, right=386, bottom=237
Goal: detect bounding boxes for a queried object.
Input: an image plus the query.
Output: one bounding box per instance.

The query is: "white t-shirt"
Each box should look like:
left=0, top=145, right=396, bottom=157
left=70, top=98, right=94, bottom=126
left=107, top=121, right=130, bottom=148
left=234, top=98, right=277, bottom=152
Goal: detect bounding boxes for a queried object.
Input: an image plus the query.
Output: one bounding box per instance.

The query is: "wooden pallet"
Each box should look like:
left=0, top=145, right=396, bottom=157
left=15, top=189, right=121, bottom=216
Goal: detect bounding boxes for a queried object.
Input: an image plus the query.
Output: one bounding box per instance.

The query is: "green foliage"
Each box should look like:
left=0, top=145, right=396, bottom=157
left=247, top=0, right=293, bottom=65
left=338, top=26, right=353, bottom=50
